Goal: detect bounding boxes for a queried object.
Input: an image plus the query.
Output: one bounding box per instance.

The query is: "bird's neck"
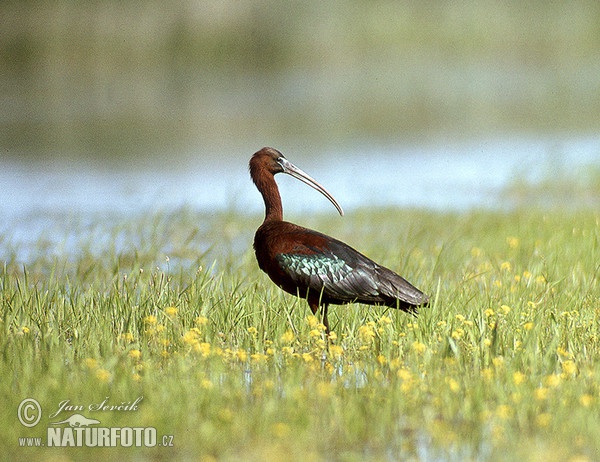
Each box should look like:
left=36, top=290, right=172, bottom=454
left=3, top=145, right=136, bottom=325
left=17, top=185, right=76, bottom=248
left=256, top=172, right=283, bottom=222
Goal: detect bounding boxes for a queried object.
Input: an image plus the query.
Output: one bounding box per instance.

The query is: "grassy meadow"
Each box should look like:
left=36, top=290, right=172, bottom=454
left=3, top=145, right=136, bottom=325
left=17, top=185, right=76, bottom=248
left=2, top=200, right=600, bottom=460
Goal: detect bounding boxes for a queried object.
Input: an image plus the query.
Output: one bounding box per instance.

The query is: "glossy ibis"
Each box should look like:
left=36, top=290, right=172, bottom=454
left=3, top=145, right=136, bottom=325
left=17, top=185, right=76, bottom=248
left=250, top=147, right=429, bottom=333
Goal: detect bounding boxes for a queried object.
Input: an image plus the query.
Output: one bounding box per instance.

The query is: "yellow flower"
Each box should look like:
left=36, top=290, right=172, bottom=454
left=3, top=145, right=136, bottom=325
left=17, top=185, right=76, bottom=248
left=397, top=368, right=412, bottom=381
left=218, top=408, right=232, bottom=422
left=21, top=326, right=30, bottom=334
left=561, top=360, right=577, bottom=376
left=329, top=345, right=343, bottom=359
left=165, top=306, right=178, bottom=317
left=451, top=329, right=464, bottom=340
left=96, top=369, right=111, bottom=383
left=128, top=349, right=142, bottom=360
left=251, top=353, right=268, bottom=364
left=121, top=332, right=135, bottom=342
left=194, top=342, right=211, bottom=357
left=309, top=329, right=321, bottom=338
left=400, top=379, right=414, bottom=393
left=280, top=330, right=295, bottom=343
left=507, top=237, right=520, bottom=249
left=236, top=350, right=248, bottom=362
left=144, top=315, right=157, bottom=325
left=500, top=261, right=512, bottom=272
left=271, top=422, right=290, bottom=438
left=200, top=379, right=213, bottom=390
left=523, top=322, right=534, bottom=331
left=378, top=315, right=392, bottom=325
left=580, top=394, right=594, bottom=407
left=281, top=346, right=294, bottom=356
left=302, top=352, right=313, bottom=363
left=534, top=387, right=549, bottom=401
left=306, top=315, right=319, bottom=328
left=411, top=341, right=427, bottom=354
left=544, top=374, right=561, bottom=388
left=481, top=368, right=494, bottom=381
left=328, top=331, right=338, bottom=341
left=495, top=404, right=512, bottom=419
left=183, top=330, right=199, bottom=345
left=500, top=305, right=511, bottom=315
left=264, top=380, right=275, bottom=391
left=492, top=356, right=504, bottom=368
left=523, top=271, right=532, bottom=280
left=247, top=326, right=258, bottom=336
left=317, top=382, right=333, bottom=398
left=536, top=413, right=551, bottom=427
left=556, top=347, right=571, bottom=359
left=195, top=316, right=209, bottom=326
left=446, top=377, right=460, bottom=393
left=358, top=325, right=376, bottom=343
left=513, top=372, right=526, bottom=385
left=85, top=358, right=98, bottom=369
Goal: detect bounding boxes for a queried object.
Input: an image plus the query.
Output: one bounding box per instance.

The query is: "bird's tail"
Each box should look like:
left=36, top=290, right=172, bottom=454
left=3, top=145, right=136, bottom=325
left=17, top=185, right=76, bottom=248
left=376, top=267, right=429, bottom=311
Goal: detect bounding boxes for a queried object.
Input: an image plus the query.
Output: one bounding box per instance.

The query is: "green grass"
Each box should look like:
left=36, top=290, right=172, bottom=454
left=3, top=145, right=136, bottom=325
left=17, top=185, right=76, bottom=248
left=2, top=205, right=600, bottom=461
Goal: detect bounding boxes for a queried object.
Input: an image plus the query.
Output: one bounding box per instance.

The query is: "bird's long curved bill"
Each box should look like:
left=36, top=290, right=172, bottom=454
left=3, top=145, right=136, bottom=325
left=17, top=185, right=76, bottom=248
left=280, top=158, right=344, bottom=216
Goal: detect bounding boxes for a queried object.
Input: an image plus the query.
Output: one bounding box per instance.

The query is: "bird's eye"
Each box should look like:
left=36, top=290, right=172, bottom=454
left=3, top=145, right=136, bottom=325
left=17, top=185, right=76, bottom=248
left=275, top=156, right=288, bottom=171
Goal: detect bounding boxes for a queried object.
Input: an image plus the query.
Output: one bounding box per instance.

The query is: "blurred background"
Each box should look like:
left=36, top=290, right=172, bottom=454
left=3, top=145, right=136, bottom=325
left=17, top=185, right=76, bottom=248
left=2, top=0, right=600, bottom=215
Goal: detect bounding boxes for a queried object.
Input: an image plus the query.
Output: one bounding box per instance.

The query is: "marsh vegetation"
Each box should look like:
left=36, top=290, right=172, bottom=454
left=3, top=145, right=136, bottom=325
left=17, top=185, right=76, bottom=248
left=3, top=191, right=600, bottom=460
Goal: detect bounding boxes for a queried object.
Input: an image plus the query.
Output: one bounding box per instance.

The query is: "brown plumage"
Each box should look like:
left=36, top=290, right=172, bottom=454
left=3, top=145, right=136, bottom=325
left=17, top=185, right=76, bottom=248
left=250, top=147, right=429, bottom=332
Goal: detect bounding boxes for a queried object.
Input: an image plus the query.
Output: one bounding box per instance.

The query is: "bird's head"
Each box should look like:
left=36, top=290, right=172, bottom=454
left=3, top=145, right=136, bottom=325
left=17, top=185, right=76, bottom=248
left=250, top=147, right=344, bottom=216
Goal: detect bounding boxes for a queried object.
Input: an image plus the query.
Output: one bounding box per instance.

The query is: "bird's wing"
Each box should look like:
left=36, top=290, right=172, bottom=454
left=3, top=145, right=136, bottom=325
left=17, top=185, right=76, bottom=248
left=275, top=235, right=426, bottom=307
left=276, top=251, right=372, bottom=302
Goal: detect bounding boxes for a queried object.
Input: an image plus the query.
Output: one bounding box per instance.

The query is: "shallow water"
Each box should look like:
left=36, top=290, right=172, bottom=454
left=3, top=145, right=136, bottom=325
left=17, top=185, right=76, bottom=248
left=3, top=135, right=599, bottom=222
left=2, top=134, right=597, bottom=266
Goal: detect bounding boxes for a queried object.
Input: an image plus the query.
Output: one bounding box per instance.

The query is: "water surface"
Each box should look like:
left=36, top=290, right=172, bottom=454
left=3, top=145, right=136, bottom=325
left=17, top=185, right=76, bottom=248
left=3, top=135, right=599, bottom=220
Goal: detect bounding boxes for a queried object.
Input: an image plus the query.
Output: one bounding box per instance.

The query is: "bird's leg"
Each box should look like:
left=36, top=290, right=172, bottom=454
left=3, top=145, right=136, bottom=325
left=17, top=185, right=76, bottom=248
left=321, top=304, right=330, bottom=335
left=309, top=301, right=330, bottom=362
